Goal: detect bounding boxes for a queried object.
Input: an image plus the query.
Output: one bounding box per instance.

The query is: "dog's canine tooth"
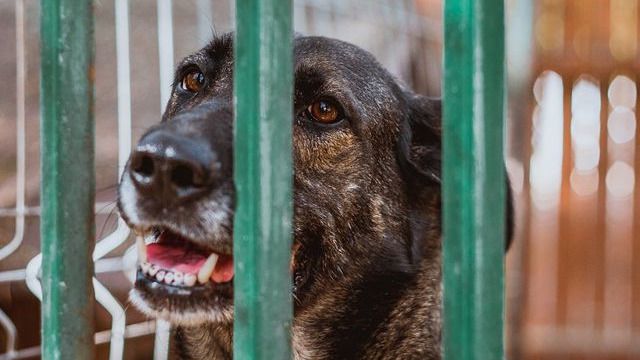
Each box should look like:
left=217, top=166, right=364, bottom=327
left=173, top=271, right=184, bottom=286
left=184, top=273, right=197, bottom=287
left=156, top=270, right=166, bottom=282
left=136, top=236, right=147, bottom=263
left=164, top=272, right=175, bottom=285
left=144, top=232, right=156, bottom=245
left=148, top=264, right=160, bottom=277
left=197, top=253, right=219, bottom=284
left=140, top=262, right=150, bottom=274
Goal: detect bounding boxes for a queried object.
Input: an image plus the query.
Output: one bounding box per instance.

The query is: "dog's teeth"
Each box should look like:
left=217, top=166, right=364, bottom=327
left=173, top=271, right=184, bottom=286
left=140, top=262, right=150, bottom=274
left=137, top=236, right=147, bottom=263
left=156, top=270, right=166, bottom=282
left=164, top=272, right=175, bottom=285
left=148, top=264, right=159, bottom=276
left=184, top=273, right=197, bottom=287
left=197, top=253, right=219, bottom=284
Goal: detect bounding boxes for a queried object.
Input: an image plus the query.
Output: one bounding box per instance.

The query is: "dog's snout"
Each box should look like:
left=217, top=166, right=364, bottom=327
left=129, top=131, right=216, bottom=204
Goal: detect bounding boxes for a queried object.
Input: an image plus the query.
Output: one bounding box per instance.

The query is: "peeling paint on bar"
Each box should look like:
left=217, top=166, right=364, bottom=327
left=40, top=0, right=96, bottom=359
left=442, top=0, right=506, bottom=359
left=233, top=0, right=294, bottom=359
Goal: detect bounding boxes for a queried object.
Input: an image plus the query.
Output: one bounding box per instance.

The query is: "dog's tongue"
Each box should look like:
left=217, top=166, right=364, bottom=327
left=146, top=243, right=234, bottom=283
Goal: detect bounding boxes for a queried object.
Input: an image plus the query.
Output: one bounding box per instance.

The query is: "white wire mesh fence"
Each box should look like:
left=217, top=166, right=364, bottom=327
left=0, top=1, right=438, bottom=358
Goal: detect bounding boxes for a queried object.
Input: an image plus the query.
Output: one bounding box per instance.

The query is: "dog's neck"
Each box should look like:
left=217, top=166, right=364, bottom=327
left=174, top=271, right=441, bottom=360
left=173, top=322, right=232, bottom=359
left=173, top=255, right=441, bottom=360
left=292, top=271, right=415, bottom=359
left=291, top=244, right=441, bottom=359
left=174, top=206, right=442, bottom=360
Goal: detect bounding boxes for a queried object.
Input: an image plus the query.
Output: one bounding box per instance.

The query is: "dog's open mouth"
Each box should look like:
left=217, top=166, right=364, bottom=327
left=131, top=227, right=235, bottom=324
left=138, top=229, right=234, bottom=287
left=130, top=222, right=306, bottom=324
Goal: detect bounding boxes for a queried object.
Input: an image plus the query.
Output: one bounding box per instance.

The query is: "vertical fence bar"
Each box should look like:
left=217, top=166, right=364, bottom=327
left=40, top=0, right=95, bottom=359
left=157, top=0, right=174, bottom=112
left=0, top=0, right=26, bottom=263
left=442, top=0, right=506, bottom=359
left=155, top=1, right=175, bottom=358
left=233, top=0, right=293, bottom=358
left=196, top=0, right=214, bottom=46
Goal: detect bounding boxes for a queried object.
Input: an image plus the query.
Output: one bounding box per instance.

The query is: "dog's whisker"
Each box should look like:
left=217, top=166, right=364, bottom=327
left=97, top=203, right=121, bottom=240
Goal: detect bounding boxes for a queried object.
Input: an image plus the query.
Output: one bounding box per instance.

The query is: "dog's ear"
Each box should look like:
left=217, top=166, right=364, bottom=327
left=397, top=94, right=442, bottom=188
left=398, top=94, right=514, bottom=251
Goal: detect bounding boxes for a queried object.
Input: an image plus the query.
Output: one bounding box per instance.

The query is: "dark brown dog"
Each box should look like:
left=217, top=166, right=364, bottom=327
left=118, top=33, right=512, bottom=359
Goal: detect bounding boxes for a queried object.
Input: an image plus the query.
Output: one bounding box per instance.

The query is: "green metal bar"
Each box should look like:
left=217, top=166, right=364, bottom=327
left=40, top=0, right=95, bottom=359
left=442, top=0, right=506, bottom=359
left=233, top=0, right=293, bottom=358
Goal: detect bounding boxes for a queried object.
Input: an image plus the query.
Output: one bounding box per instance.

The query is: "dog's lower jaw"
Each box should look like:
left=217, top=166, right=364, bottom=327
left=129, top=288, right=234, bottom=327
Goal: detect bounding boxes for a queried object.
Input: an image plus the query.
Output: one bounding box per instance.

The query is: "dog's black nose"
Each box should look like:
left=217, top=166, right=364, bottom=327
left=129, top=130, right=216, bottom=203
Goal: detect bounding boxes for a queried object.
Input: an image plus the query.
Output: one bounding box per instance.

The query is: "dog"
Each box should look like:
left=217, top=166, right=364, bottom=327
left=118, top=33, right=513, bottom=359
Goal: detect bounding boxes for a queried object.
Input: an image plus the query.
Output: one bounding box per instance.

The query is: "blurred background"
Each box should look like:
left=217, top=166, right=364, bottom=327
left=0, top=0, right=638, bottom=359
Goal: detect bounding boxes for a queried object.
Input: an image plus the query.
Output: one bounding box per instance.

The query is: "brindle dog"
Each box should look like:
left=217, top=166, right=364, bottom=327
left=118, top=33, right=512, bottom=359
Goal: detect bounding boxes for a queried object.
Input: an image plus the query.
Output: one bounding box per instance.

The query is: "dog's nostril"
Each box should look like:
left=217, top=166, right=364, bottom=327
left=133, top=154, right=155, bottom=177
left=170, top=164, right=205, bottom=188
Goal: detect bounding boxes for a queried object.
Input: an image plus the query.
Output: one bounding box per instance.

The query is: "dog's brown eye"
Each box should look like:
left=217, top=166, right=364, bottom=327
left=308, top=99, right=340, bottom=124
left=181, top=71, right=205, bottom=93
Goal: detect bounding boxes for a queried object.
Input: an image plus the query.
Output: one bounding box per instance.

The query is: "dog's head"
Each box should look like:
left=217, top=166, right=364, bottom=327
left=118, top=34, right=444, bottom=326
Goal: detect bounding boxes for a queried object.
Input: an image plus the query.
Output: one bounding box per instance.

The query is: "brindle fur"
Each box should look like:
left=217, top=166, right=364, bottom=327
left=118, top=33, right=512, bottom=359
